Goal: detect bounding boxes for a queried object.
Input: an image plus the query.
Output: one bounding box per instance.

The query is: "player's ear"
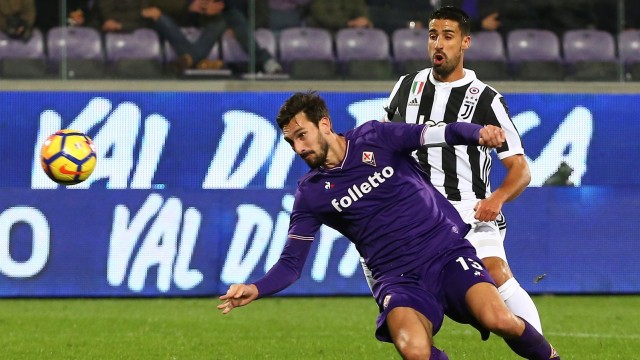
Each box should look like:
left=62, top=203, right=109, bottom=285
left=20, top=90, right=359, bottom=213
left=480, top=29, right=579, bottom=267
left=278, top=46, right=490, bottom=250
left=319, top=117, right=332, bottom=133
left=462, top=35, right=470, bottom=50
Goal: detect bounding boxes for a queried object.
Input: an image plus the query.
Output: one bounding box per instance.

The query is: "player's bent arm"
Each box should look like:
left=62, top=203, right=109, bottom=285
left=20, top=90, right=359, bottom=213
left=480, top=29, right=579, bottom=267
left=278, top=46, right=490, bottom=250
left=492, top=154, right=531, bottom=203
left=421, top=123, right=505, bottom=148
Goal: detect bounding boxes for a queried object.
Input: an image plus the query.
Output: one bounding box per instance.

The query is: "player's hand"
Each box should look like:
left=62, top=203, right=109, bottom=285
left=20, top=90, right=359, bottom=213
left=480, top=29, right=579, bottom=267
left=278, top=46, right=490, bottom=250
left=473, top=196, right=503, bottom=222
left=478, top=125, right=505, bottom=148
left=217, top=284, right=259, bottom=314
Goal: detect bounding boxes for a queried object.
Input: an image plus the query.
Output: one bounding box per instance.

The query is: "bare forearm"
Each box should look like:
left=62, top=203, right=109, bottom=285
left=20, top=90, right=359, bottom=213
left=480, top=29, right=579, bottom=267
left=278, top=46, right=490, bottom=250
left=493, top=155, right=530, bottom=203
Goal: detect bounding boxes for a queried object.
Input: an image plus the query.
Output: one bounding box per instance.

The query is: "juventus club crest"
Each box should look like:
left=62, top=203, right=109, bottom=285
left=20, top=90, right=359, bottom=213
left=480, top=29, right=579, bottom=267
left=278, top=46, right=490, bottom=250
left=460, top=86, right=481, bottom=120
left=362, top=151, right=376, bottom=167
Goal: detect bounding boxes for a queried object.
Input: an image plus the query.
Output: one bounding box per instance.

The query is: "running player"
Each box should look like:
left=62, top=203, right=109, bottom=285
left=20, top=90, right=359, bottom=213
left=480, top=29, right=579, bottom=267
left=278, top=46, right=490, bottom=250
left=375, top=5, right=543, bottom=334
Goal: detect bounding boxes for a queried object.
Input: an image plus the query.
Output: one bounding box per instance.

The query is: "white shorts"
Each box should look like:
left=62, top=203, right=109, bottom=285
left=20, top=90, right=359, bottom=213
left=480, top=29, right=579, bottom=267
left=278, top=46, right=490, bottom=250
left=452, top=201, right=508, bottom=262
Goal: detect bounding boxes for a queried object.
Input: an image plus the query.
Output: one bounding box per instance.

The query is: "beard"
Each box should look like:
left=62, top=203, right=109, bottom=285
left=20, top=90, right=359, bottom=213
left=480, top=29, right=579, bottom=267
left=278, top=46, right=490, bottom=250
left=431, top=51, right=461, bottom=79
left=302, top=136, right=329, bottom=169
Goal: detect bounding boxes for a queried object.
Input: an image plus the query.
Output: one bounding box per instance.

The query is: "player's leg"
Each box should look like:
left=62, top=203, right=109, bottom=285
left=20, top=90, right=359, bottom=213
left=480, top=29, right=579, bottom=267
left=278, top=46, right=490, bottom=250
left=463, top=210, right=543, bottom=334
left=386, top=307, right=448, bottom=360
left=441, top=249, right=560, bottom=359
left=374, top=280, right=448, bottom=360
left=465, top=282, right=559, bottom=359
left=482, top=255, right=543, bottom=334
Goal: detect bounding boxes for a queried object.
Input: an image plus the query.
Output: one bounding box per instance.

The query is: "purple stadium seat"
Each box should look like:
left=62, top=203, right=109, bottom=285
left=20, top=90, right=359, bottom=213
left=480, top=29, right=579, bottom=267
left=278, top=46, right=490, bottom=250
left=105, top=28, right=163, bottom=78
left=392, top=28, right=429, bottom=74
left=563, top=29, right=618, bottom=81
left=278, top=27, right=336, bottom=79
left=618, top=29, right=640, bottom=80
left=507, top=29, right=564, bottom=80
left=0, top=28, right=46, bottom=78
left=47, top=26, right=104, bottom=78
left=464, top=31, right=509, bottom=80
left=335, top=28, right=394, bottom=80
left=466, top=31, right=505, bottom=62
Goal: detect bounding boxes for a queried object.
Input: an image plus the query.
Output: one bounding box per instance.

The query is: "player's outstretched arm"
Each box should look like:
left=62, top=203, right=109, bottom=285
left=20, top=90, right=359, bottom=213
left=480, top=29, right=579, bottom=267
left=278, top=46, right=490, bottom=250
left=423, top=123, right=505, bottom=148
left=217, top=284, right=259, bottom=314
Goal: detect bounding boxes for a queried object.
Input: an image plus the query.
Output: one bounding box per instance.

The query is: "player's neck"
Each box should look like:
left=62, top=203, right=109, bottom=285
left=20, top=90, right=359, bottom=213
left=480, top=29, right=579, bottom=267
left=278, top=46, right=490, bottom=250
left=324, top=135, right=347, bottom=169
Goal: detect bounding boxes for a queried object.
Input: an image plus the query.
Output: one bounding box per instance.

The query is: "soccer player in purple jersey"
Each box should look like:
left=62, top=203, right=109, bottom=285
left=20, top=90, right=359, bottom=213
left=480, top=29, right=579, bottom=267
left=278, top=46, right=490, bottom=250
left=218, top=92, right=560, bottom=360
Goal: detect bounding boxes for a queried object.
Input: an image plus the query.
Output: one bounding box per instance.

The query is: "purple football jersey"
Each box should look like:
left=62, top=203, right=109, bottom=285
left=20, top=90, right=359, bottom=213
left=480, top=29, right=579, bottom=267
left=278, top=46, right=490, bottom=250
left=289, top=120, right=470, bottom=280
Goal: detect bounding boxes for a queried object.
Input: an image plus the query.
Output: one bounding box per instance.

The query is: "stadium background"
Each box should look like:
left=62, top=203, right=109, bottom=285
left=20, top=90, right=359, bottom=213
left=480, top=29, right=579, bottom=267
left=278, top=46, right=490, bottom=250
left=1, top=79, right=638, bottom=298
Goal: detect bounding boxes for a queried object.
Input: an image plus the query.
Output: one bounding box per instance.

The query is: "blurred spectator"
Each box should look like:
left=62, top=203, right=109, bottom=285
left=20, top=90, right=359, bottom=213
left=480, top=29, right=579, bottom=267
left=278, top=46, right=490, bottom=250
left=306, top=0, right=371, bottom=33
left=624, top=1, right=640, bottom=29
left=223, top=0, right=283, bottom=74
left=142, top=0, right=226, bottom=71
left=0, top=0, right=36, bottom=41
left=441, top=0, right=541, bottom=35
left=594, top=0, right=640, bottom=33
left=536, top=0, right=598, bottom=35
left=367, top=0, right=432, bottom=36
left=266, top=0, right=310, bottom=31
left=222, top=0, right=268, bottom=28
left=443, top=0, right=599, bottom=37
left=96, top=0, right=148, bottom=33
left=35, top=0, right=97, bottom=32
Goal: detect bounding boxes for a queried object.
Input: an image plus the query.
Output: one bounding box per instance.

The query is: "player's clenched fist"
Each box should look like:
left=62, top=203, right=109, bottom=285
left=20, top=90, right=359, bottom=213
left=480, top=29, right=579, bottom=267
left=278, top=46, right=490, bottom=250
left=478, top=125, right=505, bottom=148
left=217, top=284, right=259, bottom=314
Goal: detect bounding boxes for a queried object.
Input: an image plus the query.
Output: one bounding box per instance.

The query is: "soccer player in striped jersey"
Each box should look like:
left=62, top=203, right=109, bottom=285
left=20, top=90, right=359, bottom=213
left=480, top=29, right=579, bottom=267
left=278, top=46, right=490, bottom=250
left=219, top=92, right=560, bottom=360
left=375, top=5, right=544, bottom=335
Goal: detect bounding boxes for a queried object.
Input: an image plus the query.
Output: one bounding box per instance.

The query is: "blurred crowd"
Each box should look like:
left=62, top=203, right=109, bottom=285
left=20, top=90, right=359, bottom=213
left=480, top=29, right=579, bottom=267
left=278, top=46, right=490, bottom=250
left=0, top=0, right=638, bottom=75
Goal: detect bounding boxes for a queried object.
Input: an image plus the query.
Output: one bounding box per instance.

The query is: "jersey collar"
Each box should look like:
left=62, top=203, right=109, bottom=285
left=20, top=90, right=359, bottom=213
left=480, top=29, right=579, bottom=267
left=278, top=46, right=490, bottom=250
left=428, top=68, right=477, bottom=87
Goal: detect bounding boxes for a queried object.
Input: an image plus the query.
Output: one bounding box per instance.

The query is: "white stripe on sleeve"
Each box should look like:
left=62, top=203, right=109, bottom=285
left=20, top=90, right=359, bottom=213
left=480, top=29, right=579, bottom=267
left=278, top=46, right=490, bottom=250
left=421, top=124, right=447, bottom=147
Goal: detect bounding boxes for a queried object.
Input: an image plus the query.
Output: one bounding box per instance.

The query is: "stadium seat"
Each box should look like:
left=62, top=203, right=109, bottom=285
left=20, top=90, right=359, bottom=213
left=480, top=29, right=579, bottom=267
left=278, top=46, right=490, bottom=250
left=335, top=28, right=395, bottom=80
left=618, top=29, right=640, bottom=81
left=0, top=28, right=46, bottom=78
left=392, top=28, right=429, bottom=75
left=278, top=27, right=337, bottom=79
left=563, top=29, right=619, bottom=81
left=507, top=29, right=564, bottom=81
left=47, top=26, right=105, bottom=79
left=105, top=28, right=164, bottom=78
left=464, top=31, right=509, bottom=80
left=221, top=28, right=277, bottom=73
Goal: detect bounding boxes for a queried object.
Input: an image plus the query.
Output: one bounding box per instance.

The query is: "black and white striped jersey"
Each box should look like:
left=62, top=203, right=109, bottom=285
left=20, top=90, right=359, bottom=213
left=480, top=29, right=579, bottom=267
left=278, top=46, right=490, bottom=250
left=383, top=68, right=524, bottom=202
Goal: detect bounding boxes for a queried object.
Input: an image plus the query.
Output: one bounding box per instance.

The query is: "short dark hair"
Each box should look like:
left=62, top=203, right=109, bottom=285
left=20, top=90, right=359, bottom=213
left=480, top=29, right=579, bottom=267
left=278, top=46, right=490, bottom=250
left=429, top=6, right=471, bottom=36
left=276, top=91, right=330, bottom=130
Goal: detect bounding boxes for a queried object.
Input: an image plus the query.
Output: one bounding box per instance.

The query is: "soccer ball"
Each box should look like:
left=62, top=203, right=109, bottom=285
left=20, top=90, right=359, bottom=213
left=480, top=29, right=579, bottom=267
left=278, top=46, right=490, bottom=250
left=40, top=129, right=97, bottom=185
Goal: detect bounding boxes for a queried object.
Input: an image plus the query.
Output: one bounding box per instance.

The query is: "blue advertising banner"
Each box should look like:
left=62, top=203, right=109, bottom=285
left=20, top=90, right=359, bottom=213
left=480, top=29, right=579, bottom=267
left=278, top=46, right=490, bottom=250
left=0, top=91, right=638, bottom=296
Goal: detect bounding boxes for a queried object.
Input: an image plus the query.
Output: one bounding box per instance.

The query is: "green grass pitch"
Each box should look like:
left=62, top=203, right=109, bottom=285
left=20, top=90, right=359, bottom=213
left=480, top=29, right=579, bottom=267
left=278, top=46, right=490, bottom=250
left=0, top=295, right=637, bottom=359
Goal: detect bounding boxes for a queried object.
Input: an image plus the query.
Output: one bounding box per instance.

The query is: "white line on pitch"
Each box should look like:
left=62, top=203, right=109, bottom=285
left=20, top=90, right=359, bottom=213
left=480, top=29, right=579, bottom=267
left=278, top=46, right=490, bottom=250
left=445, top=329, right=640, bottom=340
